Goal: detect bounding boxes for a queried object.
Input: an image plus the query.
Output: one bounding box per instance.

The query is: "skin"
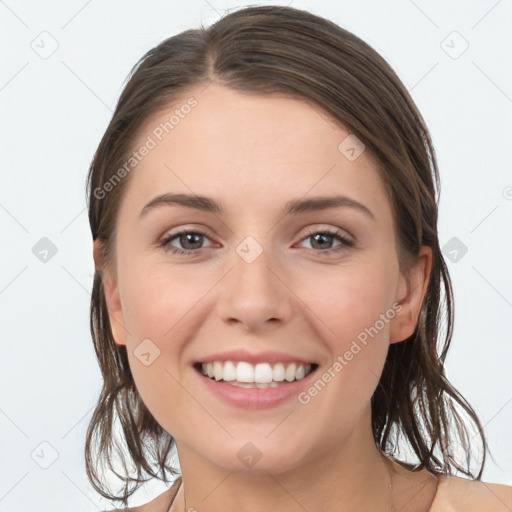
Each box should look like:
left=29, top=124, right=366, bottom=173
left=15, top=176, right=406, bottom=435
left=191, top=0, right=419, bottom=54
left=94, top=82, right=437, bottom=512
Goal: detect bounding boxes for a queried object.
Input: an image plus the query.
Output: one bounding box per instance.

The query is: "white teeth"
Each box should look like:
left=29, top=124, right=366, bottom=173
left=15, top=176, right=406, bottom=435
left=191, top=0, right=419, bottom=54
left=295, top=365, right=306, bottom=380
left=254, top=363, right=273, bottom=383
left=227, top=381, right=280, bottom=389
left=273, top=363, right=285, bottom=381
left=237, top=361, right=255, bottom=383
left=285, top=363, right=297, bottom=382
left=222, top=361, right=237, bottom=381
left=201, top=361, right=314, bottom=384
left=213, top=361, right=223, bottom=381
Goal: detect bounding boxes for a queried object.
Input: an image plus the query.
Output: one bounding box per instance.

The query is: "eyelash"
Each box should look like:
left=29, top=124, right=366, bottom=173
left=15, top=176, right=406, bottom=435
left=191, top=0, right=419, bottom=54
left=158, top=227, right=354, bottom=257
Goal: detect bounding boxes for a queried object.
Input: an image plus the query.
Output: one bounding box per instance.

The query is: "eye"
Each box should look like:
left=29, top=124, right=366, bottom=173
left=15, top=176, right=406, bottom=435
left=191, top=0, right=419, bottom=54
left=296, top=228, right=354, bottom=255
left=158, top=227, right=354, bottom=257
left=158, top=228, right=215, bottom=256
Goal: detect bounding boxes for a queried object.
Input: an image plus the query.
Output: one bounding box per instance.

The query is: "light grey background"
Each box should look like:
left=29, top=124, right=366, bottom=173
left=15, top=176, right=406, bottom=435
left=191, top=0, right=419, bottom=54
left=1, top=0, right=511, bottom=511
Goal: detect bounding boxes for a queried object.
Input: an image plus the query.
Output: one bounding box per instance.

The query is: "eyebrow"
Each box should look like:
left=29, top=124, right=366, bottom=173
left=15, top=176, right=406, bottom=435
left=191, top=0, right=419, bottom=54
left=139, top=192, right=376, bottom=221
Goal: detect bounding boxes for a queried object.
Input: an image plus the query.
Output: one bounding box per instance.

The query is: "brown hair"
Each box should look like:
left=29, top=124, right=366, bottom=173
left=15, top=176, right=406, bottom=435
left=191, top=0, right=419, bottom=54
left=86, top=5, right=488, bottom=505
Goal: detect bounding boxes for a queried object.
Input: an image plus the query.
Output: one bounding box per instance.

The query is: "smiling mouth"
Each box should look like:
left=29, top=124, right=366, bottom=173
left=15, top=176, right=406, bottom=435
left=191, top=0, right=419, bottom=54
left=193, top=361, right=319, bottom=388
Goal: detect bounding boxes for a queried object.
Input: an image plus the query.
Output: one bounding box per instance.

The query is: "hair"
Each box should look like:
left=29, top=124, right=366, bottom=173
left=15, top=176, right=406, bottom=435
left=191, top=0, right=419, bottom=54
left=85, top=4, right=488, bottom=505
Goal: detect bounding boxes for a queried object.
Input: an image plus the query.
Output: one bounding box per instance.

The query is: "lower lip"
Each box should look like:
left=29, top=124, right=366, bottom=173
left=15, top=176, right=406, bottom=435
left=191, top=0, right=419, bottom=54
left=194, top=365, right=318, bottom=409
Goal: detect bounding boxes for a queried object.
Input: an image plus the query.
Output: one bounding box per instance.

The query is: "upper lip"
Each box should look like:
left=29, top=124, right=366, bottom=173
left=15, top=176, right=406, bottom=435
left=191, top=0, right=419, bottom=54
left=195, top=349, right=318, bottom=366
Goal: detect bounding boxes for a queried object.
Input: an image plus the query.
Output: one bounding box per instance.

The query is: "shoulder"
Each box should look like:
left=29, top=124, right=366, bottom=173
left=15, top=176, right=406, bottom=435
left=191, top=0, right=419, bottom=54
left=101, top=477, right=182, bottom=512
left=430, top=474, right=512, bottom=511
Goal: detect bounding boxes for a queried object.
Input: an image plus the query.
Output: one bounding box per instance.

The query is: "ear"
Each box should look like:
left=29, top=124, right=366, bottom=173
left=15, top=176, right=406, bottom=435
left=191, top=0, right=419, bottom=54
left=389, top=246, right=432, bottom=344
left=93, top=239, right=127, bottom=346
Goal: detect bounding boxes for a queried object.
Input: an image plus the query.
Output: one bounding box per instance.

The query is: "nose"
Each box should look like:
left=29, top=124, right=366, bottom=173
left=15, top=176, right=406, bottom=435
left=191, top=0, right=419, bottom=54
left=215, top=244, right=294, bottom=331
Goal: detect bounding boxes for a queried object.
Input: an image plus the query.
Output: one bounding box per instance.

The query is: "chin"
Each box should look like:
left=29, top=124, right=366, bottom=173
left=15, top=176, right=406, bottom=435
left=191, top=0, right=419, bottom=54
left=195, top=435, right=310, bottom=475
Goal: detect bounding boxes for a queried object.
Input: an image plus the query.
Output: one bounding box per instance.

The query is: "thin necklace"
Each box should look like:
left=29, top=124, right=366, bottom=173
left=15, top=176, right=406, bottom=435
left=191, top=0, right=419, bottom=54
left=171, top=456, right=397, bottom=512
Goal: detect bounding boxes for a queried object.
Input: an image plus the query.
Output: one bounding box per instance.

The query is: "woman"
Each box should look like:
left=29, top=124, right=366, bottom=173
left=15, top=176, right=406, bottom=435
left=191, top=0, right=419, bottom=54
left=86, top=5, right=512, bottom=512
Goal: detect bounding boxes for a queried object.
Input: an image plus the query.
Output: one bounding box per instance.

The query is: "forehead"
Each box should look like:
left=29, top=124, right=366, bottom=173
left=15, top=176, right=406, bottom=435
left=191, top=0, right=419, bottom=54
left=121, top=83, right=391, bottom=222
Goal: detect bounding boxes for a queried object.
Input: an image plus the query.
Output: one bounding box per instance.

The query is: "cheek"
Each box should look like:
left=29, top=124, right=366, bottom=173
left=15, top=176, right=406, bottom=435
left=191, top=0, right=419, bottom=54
left=118, top=266, right=199, bottom=431
left=303, top=259, right=396, bottom=345
left=114, top=261, right=190, bottom=398
left=117, top=263, right=216, bottom=409
left=297, top=259, right=397, bottom=402
left=120, top=260, right=209, bottom=341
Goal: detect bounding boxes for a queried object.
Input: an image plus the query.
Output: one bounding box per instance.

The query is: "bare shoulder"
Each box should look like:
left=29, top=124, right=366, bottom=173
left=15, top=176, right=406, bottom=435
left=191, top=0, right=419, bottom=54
left=102, top=477, right=181, bottom=512
left=431, top=474, right=512, bottom=511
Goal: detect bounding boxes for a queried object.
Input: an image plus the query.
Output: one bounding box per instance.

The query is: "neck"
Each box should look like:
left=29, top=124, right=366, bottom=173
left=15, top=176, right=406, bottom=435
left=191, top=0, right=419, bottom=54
left=171, top=407, right=396, bottom=512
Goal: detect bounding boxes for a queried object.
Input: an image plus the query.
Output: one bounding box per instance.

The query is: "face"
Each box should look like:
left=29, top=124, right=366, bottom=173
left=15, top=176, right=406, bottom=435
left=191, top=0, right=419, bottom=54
left=95, top=83, right=431, bottom=475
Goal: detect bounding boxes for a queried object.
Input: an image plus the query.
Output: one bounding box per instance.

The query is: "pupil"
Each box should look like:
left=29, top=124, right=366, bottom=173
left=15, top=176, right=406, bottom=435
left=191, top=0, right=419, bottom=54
left=181, top=233, right=202, bottom=249
left=311, top=233, right=332, bottom=249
